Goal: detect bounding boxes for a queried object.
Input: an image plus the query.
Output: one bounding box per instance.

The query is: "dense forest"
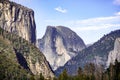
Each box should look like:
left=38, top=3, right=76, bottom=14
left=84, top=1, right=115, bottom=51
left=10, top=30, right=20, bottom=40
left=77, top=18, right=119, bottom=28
left=53, top=60, right=120, bottom=80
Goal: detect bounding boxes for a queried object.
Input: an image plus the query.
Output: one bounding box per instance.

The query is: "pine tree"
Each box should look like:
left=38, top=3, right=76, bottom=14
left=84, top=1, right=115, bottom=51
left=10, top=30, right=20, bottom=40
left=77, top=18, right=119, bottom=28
left=39, top=73, right=44, bottom=80
left=58, top=69, right=68, bottom=80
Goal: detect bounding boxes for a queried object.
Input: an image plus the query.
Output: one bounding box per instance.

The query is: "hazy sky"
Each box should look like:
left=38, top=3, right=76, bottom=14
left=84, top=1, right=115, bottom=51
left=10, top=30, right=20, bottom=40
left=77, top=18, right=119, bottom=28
left=10, top=0, right=120, bottom=44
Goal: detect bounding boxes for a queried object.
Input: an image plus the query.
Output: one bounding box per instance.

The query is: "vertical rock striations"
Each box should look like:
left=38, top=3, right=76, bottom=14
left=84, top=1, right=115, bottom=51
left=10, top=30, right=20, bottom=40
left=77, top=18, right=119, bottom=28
left=37, top=26, right=86, bottom=70
left=0, top=0, right=36, bottom=43
left=107, top=38, right=120, bottom=67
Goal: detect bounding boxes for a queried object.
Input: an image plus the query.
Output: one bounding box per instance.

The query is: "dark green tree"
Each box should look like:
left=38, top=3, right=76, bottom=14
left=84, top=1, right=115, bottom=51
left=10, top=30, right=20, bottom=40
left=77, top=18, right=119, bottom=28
left=77, top=67, right=83, bottom=76
left=58, top=69, right=68, bottom=80
left=114, top=59, right=120, bottom=80
left=39, top=73, right=45, bottom=80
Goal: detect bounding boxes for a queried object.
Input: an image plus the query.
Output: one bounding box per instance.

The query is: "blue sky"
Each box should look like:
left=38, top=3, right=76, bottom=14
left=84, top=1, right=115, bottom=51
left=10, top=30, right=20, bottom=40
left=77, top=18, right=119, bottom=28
left=10, top=0, right=120, bottom=44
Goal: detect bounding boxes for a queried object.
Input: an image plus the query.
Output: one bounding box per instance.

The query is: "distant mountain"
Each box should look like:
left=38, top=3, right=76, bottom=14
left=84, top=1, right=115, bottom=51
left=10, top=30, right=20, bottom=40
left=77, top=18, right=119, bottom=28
left=86, top=43, right=94, bottom=47
left=37, top=26, right=86, bottom=70
left=55, top=29, right=120, bottom=76
left=0, top=27, right=54, bottom=79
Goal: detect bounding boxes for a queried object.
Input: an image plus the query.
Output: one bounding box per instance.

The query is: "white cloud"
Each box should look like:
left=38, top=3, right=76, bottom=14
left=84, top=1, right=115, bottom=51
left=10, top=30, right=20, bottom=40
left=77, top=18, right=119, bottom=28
left=67, top=13, right=120, bottom=31
left=55, top=6, right=67, bottom=13
left=113, top=0, right=120, bottom=5
left=114, top=12, right=120, bottom=16
left=72, top=24, right=120, bottom=31
left=43, top=12, right=120, bottom=32
left=66, top=14, right=120, bottom=44
left=43, top=11, right=120, bottom=32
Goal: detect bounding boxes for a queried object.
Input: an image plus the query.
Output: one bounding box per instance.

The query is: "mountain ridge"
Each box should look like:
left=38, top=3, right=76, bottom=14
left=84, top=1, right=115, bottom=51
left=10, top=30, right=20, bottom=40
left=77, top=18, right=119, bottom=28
left=55, top=29, right=120, bottom=76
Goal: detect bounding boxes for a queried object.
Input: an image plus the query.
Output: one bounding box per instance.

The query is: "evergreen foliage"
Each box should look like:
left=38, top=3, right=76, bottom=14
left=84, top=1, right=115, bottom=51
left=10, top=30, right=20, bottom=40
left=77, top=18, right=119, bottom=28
left=54, top=61, right=120, bottom=80
left=0, top=27, right=46, bottom=79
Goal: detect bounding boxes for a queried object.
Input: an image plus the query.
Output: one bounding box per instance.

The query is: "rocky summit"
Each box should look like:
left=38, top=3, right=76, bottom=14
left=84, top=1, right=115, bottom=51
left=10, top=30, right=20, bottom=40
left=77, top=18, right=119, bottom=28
left=37, top=26, right=86, bottom=70
left=0, top=0, right=36, bottom=43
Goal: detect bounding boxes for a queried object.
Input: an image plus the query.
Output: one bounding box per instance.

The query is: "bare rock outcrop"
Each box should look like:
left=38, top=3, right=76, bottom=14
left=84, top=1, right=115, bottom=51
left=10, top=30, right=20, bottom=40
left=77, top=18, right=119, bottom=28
left=0, top=0, right=36, bottom=43
left=107, top=38, right=120, bottom=67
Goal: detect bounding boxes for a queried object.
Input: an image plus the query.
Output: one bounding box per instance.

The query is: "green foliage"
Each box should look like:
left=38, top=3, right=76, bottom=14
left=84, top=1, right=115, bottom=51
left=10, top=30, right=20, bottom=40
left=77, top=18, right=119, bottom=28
left=56, top=64, right=96, bottom=80
left=30, top=76, right=35, bottom=80
left=0, top=27, right=48, bottom=79
left=55, top=61, right=120, bottom=80
left=0, top=49, right=30, bottom=80
left=39, top=73, right=45, bottom=80
left=58, top=69, right=68, bottom=80
left=77, top=67, right=83, bottom=76
left=84, top=63, right=95, bottom=76
left=101, top=59, right=120, bottom=80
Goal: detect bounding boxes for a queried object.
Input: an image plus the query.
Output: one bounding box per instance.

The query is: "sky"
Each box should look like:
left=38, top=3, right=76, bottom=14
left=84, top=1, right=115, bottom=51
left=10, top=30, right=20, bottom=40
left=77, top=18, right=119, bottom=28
left=10, top=0, right=120, bottom=44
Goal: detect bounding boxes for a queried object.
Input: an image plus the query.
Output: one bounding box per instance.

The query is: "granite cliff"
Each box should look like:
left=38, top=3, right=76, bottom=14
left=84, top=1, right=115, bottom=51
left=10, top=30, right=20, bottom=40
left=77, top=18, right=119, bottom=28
left=0, top=0, right=36, bottom=43
left=37, top=26, right=86, bottom=70
left=0, top=0, right=54, bottom=79
left=107, top=38, right=120, bottom=67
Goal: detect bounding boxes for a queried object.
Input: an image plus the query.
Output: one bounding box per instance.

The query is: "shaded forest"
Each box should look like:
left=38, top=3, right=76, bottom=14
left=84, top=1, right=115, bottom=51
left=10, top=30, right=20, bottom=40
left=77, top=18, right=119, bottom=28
left=53, top=60, right=120, bottom=80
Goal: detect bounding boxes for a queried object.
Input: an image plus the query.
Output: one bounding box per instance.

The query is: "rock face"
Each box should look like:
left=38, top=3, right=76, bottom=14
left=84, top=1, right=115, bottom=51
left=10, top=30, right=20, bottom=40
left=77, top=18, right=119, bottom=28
left=37, top=26, right=86, bottom=70
left=55, top=29, right=120, bottom=76
left=0, top=1, right=54, bottom=79
left=107, top=38, right=120, bottom=67
left=0, top=0, right=36, bottom=43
